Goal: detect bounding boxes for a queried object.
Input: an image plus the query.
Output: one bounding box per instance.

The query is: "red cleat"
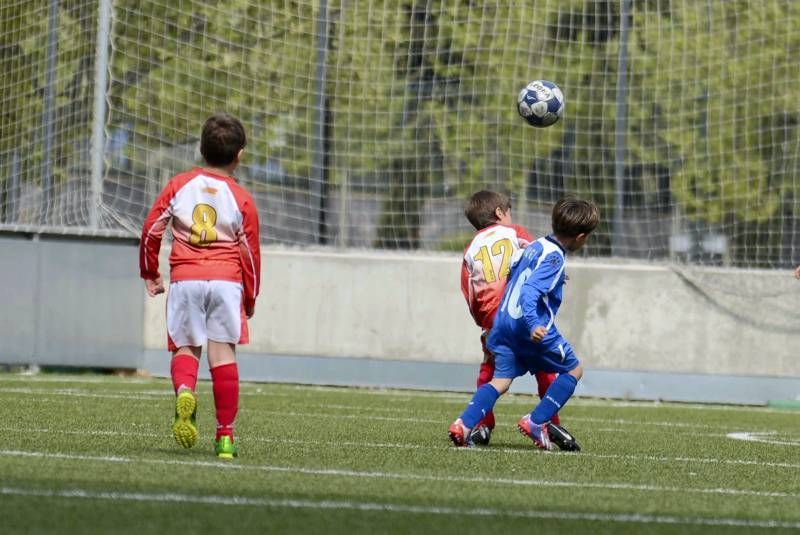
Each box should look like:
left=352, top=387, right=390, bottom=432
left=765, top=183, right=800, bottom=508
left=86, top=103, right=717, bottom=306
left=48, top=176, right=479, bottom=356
left=517, top=415, right=552, bottom=451
left=448, top=419, right=474, bottom=448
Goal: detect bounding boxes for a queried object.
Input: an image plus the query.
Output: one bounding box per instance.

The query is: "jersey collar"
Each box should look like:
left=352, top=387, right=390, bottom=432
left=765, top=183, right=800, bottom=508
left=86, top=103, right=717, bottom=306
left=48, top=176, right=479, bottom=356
left=545, top=234, right=566, bottom=254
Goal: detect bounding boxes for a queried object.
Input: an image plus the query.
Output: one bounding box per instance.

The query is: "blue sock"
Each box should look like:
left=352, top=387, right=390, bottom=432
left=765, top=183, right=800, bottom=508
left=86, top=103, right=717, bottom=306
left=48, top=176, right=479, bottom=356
left=531, top=373, right=578, bottom=424
left=460, top=384, right=501, bottom=429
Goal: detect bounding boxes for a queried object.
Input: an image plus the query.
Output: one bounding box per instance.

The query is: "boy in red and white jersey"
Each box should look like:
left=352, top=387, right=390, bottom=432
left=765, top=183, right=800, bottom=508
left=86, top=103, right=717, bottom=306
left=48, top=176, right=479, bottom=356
left=139, top=113, right=261, bottom=459
left=460, top=191, right=579, bottom=450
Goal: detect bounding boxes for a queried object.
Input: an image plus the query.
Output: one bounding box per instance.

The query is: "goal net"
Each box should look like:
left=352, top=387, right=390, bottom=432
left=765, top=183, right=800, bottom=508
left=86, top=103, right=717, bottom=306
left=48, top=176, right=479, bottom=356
left=2, top=0, right=799, bottom=327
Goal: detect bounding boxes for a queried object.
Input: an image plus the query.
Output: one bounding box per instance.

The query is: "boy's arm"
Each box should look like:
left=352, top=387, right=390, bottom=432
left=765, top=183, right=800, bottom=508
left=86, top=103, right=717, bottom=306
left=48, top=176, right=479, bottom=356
left=460, top=258, right=472, bottom=305
left=139, top=182, right=175, bottom=282
left=239, top=196, right=261, bottom=318
left=519, top=252, right=564, bottom=335
left=512, top=224, right=534, bottom=245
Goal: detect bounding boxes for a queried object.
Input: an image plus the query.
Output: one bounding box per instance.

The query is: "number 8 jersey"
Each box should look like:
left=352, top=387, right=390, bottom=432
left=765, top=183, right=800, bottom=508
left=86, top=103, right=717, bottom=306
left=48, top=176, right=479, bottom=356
left=139, top=168, right=261, bottom=312
left=461, top=224, right=533, bottom=330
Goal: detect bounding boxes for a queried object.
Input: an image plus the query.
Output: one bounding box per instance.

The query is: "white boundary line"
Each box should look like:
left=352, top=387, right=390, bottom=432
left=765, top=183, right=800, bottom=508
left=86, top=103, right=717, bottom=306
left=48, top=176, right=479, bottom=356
left=0, top=387, right=784, bottom=434
left=1, top=449, right=798, bottom=502
left=1, top=426, right=799, bottom=469
left=1, top=486, right=798, bottom=529
left=0, top=378, right=792, bottom=413
left=727, top=432, right=800, bottom=447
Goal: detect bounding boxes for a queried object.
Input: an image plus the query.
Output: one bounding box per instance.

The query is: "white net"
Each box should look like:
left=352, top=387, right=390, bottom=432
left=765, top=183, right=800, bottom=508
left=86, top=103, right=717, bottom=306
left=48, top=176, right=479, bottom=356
left=0, top=0, right=100, bottom=229
left=2, top=1, right=800, bottom=324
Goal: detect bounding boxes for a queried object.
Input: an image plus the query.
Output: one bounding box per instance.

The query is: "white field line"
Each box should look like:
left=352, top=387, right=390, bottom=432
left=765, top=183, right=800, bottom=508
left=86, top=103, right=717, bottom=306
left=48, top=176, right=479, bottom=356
left=727, top=432, right=800, bottom=447
left=0, top=388, right=780, bottom=434
left=0, top=392, right=740, bottom=432
left=1, top=485, right=798, bottom=529
left=0, top=377, right=789, bottom=413
left=1, top=449, right=798, bottom=503
left=0, top=486, right=797, bottom=530
left=0, top=375, right=153, bottom=384
left=0, top=387, right=167, bottom=400
left=1, top=427, right=799, bottom=470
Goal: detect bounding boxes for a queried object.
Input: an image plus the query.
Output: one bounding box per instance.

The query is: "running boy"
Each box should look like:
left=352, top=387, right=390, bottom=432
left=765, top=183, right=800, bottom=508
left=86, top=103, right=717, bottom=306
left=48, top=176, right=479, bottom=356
left=450, top=196, right=599, bottom=450
left=461, top=190, right=579, bottom=451
left=139, top=113, right=261, bottom=459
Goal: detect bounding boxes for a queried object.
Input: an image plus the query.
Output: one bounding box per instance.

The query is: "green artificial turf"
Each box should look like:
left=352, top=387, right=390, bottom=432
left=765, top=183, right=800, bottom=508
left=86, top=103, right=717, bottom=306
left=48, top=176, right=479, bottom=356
left=0, top=372, right=798, bottom=534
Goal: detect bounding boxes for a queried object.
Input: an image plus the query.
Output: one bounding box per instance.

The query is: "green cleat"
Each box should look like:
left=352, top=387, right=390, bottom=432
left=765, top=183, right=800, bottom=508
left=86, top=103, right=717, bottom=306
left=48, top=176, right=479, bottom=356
left=215, top=435, right=237, bottom=459
left=172, top=388, right=198, bottom=449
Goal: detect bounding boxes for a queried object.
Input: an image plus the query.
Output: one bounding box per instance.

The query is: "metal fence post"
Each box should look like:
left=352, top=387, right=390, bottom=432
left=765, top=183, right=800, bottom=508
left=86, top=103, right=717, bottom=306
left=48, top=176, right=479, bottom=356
left=90, top=0, right=112, bottom=229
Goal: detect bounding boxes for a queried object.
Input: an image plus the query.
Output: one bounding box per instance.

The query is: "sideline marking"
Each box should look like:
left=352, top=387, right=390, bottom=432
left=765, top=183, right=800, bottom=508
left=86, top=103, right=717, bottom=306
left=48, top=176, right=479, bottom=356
left=0, top=388, right=779, bottom=433
left=727, top=432, right=800, bottom=447
left=1, top=486, right=798, bottom=529
left=0, top=377, right=789, bottom=413
left=1, top=449, right=798, bottom=501
left=1, top=426, right=798, bottom=470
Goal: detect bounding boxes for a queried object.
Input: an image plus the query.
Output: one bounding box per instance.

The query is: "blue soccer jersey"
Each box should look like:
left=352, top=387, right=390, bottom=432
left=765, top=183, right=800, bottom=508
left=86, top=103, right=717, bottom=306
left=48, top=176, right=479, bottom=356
left=487, top=235, right=580, bottom=378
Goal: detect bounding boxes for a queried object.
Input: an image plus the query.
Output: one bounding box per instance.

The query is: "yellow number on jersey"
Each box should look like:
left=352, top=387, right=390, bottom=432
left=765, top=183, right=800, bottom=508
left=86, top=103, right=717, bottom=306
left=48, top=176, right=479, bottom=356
left=473, top=237, right=513, bottom=283
left=189, top=203, right=218, bottom=246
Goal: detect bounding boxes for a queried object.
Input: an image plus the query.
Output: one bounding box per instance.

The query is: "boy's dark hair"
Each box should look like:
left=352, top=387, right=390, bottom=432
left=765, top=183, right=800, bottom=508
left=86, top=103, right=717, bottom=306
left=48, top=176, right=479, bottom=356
left=200, top=113, right=247, bottom=166
left=464, top=190, right=511, bottom=230
left=552, top=196, right=600, bottom=237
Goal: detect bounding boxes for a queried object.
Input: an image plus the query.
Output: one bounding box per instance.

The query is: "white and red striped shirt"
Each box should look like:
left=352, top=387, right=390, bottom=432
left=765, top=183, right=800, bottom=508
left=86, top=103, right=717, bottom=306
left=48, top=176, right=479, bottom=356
left=461, top=224, right=533, bottom=330
left=139, top=168, right=261, bottom=310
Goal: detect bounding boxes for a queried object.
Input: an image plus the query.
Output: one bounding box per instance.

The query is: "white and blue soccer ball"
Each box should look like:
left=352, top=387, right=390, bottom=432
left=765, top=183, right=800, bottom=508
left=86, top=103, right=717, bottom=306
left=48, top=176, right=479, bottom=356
left=517, top=80, right=564, bottom=128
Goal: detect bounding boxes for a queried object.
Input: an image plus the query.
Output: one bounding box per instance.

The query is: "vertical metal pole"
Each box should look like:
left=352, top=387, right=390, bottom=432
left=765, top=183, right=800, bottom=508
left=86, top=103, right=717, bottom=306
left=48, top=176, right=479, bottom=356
left=311, top=0, right=329, bottom=244
left=9, top=151, right=20, bottom=223
left=613, top=0, right=631, bottom=256
left=338, top=169, right=349, bottom=248
left=90, top=0, right=112, bottom=229
left=41, top=0, right=59, bottom=225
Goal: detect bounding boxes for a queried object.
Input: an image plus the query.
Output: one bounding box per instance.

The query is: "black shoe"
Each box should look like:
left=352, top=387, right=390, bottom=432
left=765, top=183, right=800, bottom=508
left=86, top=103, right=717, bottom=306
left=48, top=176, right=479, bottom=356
left=548, top=423, right=581, bottom=451
left=469, top=425, right=492, bottom=446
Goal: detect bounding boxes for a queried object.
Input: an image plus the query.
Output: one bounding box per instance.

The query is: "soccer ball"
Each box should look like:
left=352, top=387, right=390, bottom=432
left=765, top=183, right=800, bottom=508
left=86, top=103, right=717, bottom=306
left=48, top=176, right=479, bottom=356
left=517, top=80, right=564, bottom=128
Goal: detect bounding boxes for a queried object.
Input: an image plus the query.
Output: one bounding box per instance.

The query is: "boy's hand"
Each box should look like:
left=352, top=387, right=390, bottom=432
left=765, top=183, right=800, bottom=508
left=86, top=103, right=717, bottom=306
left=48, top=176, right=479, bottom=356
left=530, top=326, right=547, bottom=343
left=144, top=277, right=165, bottom=297
left=245, top=303, right=255, bottom=319
left=795, top=265, right=800, bottom=279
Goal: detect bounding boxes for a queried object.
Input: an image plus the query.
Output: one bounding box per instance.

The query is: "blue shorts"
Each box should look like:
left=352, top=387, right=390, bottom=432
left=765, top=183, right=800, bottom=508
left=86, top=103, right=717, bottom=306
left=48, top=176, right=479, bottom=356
left=488, top=332, right=580, bottom=379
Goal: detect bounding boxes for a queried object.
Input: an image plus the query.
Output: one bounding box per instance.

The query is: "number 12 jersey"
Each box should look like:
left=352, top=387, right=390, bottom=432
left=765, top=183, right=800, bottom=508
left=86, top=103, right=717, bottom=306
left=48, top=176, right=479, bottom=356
left=461, top=224, right=533, bottom=330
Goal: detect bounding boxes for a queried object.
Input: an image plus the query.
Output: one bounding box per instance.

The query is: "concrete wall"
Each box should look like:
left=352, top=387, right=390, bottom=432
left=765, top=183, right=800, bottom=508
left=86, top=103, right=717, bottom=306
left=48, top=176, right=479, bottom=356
left=0, top=232, right=142, bottom=367
left=2, top=235, right=797, bottom=403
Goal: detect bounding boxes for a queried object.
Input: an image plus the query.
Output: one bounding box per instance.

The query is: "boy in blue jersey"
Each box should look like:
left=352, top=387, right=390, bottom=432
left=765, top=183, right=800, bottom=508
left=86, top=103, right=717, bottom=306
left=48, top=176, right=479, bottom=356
left=449, top=196, right=599, bottom=450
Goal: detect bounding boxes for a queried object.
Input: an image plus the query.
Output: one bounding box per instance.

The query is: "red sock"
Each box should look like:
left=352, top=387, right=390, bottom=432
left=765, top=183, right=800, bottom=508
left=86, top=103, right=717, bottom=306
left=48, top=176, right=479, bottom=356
left=477, top=362, right=494, bottom=387
left=171, top=354, right=199, bottom=394
left=210, top=363, right=239, bottom=441
left=535, top=371, right=560, bottom=425
left=476, top=362, right=496, bottom=429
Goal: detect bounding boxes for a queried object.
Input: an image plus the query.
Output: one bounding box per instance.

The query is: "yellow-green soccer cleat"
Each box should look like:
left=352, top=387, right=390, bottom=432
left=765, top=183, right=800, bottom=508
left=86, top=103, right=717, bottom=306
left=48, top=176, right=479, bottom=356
left=172, top=389, right=198, bottom=449
left=215, top=435, right=237, bottom=459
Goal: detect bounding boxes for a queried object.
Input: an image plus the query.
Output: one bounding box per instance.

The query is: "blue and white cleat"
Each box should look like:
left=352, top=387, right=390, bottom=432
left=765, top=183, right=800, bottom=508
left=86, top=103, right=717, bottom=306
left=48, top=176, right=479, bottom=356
left=517, top=415, right=552, bottom=451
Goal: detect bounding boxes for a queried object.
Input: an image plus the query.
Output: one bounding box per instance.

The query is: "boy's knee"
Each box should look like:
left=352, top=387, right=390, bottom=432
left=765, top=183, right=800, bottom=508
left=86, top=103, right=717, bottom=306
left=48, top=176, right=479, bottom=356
left=489, top=377, right=512, bottom=394
left=568, top=364, right=583, bottom=381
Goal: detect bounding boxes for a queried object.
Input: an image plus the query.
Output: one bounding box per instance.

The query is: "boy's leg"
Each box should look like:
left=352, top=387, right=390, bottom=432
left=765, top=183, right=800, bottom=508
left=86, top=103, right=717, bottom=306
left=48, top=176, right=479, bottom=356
left=475, top=361, right=496, bottom=428
left=171, top=346, right=201, bottom=449
left=533, top=371, right=559, bottom=426
left=471, top=333, right=496, bottom=444
left=205, top=280, right=246, bottom=459
left=165, top=281, right=207, bottom=450
left=208, top=340, right=239, bottom=459
left=171, top=347, right=201, bottom=394
left=449, top=377, right=512, bottom=447
left=531, top=366, right=582, bottom=425
left=519, top=341, right=583, bottom=451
